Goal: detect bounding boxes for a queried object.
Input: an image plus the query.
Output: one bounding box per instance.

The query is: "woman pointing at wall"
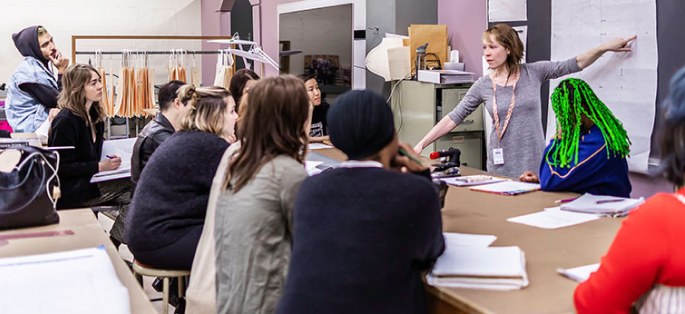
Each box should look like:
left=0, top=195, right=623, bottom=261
left=413, top=24, right=636, bottom=178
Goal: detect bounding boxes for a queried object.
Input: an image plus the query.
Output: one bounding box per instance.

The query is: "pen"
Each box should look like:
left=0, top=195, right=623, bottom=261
left=596, top=199, right=625, bottom=204
left=555, top=197, right=578, bottom=204
left=105, top=155, right=114, bottom=159
left=398, top=147, right=423, bottom=165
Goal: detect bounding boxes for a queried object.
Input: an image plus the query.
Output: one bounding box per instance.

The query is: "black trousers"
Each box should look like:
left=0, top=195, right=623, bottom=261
left=129, top=226, right=202, bottom=270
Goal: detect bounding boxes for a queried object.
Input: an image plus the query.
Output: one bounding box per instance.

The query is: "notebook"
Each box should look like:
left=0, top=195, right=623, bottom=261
left=441, top=175, right=507, bottom=187
left=560, top=193, right=645, bottom=217
left=90, top=138, right=136, bottom=183
left=469, top=181, right=540, bottom=196
left=427, top=246, right=529, bottom=290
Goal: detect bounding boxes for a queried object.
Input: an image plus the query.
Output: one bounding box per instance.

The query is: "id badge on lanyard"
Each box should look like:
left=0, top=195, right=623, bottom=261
left=491, top=72, right=518, bottom=166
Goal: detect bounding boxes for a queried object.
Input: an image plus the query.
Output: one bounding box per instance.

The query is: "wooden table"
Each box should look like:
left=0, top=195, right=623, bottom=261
left=0, top=209, right=156, bottom=314
left=313, top=148, right=623, bottom=314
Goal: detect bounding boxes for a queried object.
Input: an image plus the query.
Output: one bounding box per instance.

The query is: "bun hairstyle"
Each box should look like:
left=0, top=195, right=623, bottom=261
left=483, top=24, right=525, bottom=79
left=177, top=85, right=232, bottom=139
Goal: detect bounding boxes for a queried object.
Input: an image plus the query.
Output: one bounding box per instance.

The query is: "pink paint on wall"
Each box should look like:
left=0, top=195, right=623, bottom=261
left=201, top=0, right=232, bottom=86
left=438, top=0, right=487, bottom=78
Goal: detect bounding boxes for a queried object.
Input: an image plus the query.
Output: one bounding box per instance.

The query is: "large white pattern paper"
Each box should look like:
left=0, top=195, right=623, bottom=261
left=489, top=0, right=527, bottom=22
left=548, top=0, right=657, bottom=173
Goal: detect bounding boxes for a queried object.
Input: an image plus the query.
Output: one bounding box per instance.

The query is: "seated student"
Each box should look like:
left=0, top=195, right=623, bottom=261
left=276, top=90, right=445, bottom=314
left=48, top=64, right=131, bottom=210
left=303, top=75, right=330, bottom=143
left=130, top=80, right=186, bottom=185
left=519, top=78, right=631, bottom=197
left=574, top=67, right=685, bottom=313
left=214, top=75, right=310, bottom=314
left=125, top=85, right=236, bottom=270
left=228, top=68, right=260, bottom=116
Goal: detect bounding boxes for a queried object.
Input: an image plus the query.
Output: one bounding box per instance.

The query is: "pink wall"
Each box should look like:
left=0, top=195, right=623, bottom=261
left=203, top=0, right=487, bottom=79
left=201, top=0, right=232, bottom=86
left=438, top=0, right=487, bottom=78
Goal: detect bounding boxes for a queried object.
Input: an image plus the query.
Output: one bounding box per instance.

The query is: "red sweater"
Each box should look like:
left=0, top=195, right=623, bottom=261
left=574, top=188, right=685, bottom=313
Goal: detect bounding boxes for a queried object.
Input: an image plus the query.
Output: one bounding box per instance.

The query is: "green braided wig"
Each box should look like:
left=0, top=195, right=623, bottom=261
left=546, top=78, right=631, bottom=168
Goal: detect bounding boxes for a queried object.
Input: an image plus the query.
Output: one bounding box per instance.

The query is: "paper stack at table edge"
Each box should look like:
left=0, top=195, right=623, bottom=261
left=428, top=245, right=529, bottom=290
left=560, top=193, right=645, bottom=217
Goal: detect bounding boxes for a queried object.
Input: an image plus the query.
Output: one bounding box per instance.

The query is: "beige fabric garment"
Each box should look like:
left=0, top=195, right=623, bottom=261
left=186, top=143, right=241, bottom=314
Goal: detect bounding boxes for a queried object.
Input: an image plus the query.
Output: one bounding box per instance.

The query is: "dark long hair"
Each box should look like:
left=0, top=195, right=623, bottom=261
left=658, top=66, right=685, bottom=186
left=229, top=69, right=260, bottom=112
left=224, top=75, right=310, bottom=192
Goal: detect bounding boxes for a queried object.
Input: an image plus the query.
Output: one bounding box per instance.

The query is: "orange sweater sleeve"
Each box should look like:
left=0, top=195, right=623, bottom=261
left=573, top=194, right=673, bottom=314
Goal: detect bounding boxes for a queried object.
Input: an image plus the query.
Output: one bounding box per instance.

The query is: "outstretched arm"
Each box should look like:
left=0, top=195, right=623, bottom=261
left=576, top=35, right=637, bottom=69
left=413, top=116, right=457, bottom=154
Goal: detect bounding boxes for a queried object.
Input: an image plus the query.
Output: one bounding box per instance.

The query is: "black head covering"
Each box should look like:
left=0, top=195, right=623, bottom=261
left=327, top=90, right=395, bottom=160
left=12, top=25, right=50, bottom=69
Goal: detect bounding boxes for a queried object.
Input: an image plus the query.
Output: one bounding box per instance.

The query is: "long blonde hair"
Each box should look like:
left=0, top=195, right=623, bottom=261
left=177, top=85, right=232, bottom=139
left=57, top=64, right=106, bottom=124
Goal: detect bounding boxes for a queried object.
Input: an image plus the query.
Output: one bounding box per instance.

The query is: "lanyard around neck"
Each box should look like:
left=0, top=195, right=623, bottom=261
left=491, top=72, right=519, bottom=146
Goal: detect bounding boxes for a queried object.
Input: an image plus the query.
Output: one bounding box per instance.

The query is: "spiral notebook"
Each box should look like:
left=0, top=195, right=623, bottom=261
left=469, top=181, right=541, bottom=196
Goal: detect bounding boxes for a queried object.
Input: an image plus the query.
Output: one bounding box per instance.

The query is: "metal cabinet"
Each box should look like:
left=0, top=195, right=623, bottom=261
left=391, top=80, right=485, bottom=170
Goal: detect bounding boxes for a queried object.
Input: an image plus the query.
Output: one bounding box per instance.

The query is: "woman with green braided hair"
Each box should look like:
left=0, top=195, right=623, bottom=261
left=519, top=78, right=631, bottom=197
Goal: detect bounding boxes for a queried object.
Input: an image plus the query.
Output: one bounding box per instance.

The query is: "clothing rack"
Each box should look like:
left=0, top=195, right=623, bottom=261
left=71, top=35, right=235, bottom=62
left=75, top=51, right=227, bottom=55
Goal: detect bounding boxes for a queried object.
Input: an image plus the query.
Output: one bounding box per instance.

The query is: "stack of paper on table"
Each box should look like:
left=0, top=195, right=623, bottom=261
left=443, top=232, right=497, bottom=248
left=308, top=143, right=333, bottom=150
left=441, top=175, right=506, bottom=187
left=469, top=181, right=540, bottom=196
left=560, top=193, right=645, bottom=217
left=91, top=138, right=136, bottom=183
left=428, top=246, right=529, bottom=290
left=557, top=263, right=600, bottom=282
left=0, top=247, right=130, bottom=314
left=507, top=206, right=600, bottom=229
left=417, top=70, right=475, bottom=84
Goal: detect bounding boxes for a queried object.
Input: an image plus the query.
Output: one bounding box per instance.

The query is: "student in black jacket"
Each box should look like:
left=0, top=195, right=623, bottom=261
left=125, top=85, right=237, bottom=270
left=48, top=64, right=131, bottom=210
left=130, top=80, right=185, bottom=185
left=277, top=90, right=445, bottom=314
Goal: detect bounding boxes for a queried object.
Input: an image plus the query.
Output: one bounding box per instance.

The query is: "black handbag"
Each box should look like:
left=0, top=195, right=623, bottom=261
left=0, top=146, right=60, bottom=230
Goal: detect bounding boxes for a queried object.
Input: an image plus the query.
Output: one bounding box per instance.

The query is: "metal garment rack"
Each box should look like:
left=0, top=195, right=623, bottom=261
left=71, top=35, right=236, bottom=139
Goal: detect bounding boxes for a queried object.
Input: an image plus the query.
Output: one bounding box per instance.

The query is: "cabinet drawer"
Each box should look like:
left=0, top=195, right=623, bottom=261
left=440, top=88, right=484, bottom=132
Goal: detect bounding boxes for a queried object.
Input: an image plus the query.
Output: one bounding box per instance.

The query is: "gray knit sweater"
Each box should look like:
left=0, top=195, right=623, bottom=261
left=448, top=58, right=581, bottom=178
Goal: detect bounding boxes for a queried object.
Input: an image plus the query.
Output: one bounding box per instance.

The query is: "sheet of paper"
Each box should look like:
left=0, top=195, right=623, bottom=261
left=305, top=161, right=325, bottom=176
left=308, top=143, right=333, bottom=150
left=548, top=0, right=657, bottom=173
left=432, top=246, right=526, bottom=277
left=507, top=206, right=600, bottom=229
left=100, top=138, right=136, bottom=169
left=469, top=181, right=540, bottom=195
left=443, top=232, right=497, bottom=248
left=557, top=263, right=600, bottom=282
left=0, top=247, right=131, bottom=314
left=440, top=176, right=507, bottom=187
left=35, top=119, right=51, bottom=141
left=489, top=0, right=527, bottom=22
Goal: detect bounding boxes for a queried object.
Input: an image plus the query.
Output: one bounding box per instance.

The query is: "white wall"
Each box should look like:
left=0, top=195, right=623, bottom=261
left=0, top=0, right=202, bottom=87
left=279, top=4, right=352, bottom=77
